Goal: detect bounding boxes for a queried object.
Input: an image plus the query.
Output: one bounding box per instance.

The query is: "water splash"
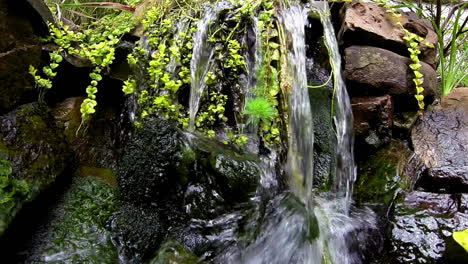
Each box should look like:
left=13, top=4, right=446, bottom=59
left=189, top=7, right=218, bottom=132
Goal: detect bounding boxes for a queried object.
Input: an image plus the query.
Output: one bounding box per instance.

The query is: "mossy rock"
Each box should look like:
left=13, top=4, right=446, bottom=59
left=149, top=240, right=201, bottom=264
left=0, top=103, right=71, bottom=236
left=309, top=87, right=336, bottom=191
left=354, top=140, right=423, bottom=206
left=0, top=159, right=33, bottom=236
left=26, top=177, right=120, bottom=263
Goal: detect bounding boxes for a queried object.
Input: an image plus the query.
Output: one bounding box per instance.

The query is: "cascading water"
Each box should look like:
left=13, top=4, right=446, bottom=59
left=189, top=7, right=218, bottom=131
left=282, top=5, right=315, bottom=202
left=223, top=2, right=364, bottom=263
left=313, top=1, right=356, bottom=212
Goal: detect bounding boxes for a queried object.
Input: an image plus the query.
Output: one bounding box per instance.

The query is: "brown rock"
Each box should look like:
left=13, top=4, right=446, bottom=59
left=344, top=46, right=438, bottom=104
left=412, top=88, right=468, bottom=168
left=338, top=2, right=437, bottom=67
left=351, top=95, right=393, bottom=141
left=0, top=0, right=43, bottom=112
left=403, top=191, right=464, bottom=216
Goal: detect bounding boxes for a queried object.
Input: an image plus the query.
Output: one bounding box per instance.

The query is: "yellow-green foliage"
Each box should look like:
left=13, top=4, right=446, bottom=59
left=453, top=229, right=468, bottom=252
left=373, top=0, right=428, bottom=110
left=0, top=159, right=31, bottom=235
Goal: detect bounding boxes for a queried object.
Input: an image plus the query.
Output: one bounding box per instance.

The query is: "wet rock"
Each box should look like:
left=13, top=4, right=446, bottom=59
left=0, top=102, right=71, bottom=187
left=24, top=0, right=55, bottom=31
left=418, top=166, right=468, bottom=193
left=393, top=111, right=419, bottom=138
left=52, top=97, right=85, bottom=143
left=208, top=151, right=260, bottom=203
left=351, top=95, right=393, bottom=150
left=402, top=191, right=463, bottom=216
left=388, top=191, right=468, bottom=263
left=354, top=140, right=425, bottom=206
left=110, top=203, right=165, bottom=264
left=118, top=118, right=186, bottom=207
left=310, top=88, right=337, bottom=190
left=344, top=46, right=438, bottom=107
left=0, top=0, right=45, bottom=113
left=183, top=183, right=225, bottom=220
left=25, top=177, right=120, bottom=264
left=149, top=240, right=201, bottom=264
left=412, top=88, right=468, bottom=168
left=0, top=103, right=71, bottom=235
left=338, top=2, right=437, bottom=67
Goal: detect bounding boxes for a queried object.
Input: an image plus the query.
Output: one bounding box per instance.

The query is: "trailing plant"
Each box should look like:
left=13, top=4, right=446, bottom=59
left=241, top=0, right=282, bottom=146
left=395, top=0, right=467, bottom=99
left=131, top=2, right=198, bottom=129
left=374, top=0, right=429, bottom=109
left=30, top=6, right=138, bottom=121
left=29, top=51, right=63, bottom=90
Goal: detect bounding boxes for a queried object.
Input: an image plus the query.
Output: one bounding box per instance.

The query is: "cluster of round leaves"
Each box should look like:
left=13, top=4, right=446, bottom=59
left=132, top=5, right=197, bottom=128
left=29, top=51, right=63, bottom=90
left=403, top=30, right=426, bottom=109
left=30, top=10, right=136, bottom=121
left=374, top=0, right=429, bottom=110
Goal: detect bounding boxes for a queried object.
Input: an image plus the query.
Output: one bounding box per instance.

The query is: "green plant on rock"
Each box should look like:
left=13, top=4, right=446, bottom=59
left=244, top=97, right=275, bottom=126
left=30, top=6, right=137, bottom=121
left=29, top=51, right=64, bottom=90
left=0, top=159, right=31, bottom=233
left=195, top=91, right=228, bottom=129
left=241, top=0, right=282, bottom=146
left=374, top=0, right=427, bottom=110
left=433, top=3, right=468, bottom=99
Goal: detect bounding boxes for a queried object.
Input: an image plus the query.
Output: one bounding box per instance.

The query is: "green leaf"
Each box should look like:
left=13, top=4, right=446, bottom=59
left=453, top=229, right=468, bottom=252
left=414, top=94, right=424, bottom=101
left=409, top=63, right=421, bottom=70
left=414, top=71, right=423, bottom=79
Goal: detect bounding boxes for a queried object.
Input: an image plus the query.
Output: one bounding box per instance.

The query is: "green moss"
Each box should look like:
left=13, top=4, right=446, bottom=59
left=354, top=141, right=414, bottom=206
left=0, top=159, right=32, bottom=236
left=36, top=177, right=120, bottom=263
left=149, top=240, right=201, bottom=264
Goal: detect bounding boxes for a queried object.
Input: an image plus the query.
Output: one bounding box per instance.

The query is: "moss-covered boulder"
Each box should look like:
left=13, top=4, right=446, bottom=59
left=118, top=118, right=260, bottom=219
left=25, top=177, right=120, bottom=263
left=149, top=240, right=201, bottom=264
left=354, top=140, right=424, bottom=207
left=0, top=103, right=71, bottom=235
left=118, top=117, right=186, bottom=208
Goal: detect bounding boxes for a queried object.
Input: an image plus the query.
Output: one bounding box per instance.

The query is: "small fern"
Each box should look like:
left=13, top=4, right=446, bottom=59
left=244, top=97, right=274, bottom=125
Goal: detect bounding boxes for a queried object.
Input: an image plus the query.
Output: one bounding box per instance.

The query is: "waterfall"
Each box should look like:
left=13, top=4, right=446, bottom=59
left=189, top=7, right=217, bottom=131
left=223, top=3, right=362, bottom=263
left=312, top=1, right=356, bottom=212
left=282, top=5, right=315, bottom=204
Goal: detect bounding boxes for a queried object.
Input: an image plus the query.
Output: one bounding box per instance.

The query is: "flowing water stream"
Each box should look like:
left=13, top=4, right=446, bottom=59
left=3, top=1, right=377, bottom=263
left=189, top=7, right=218, bottom=131
left=219, top=2, right=369, bottom=263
